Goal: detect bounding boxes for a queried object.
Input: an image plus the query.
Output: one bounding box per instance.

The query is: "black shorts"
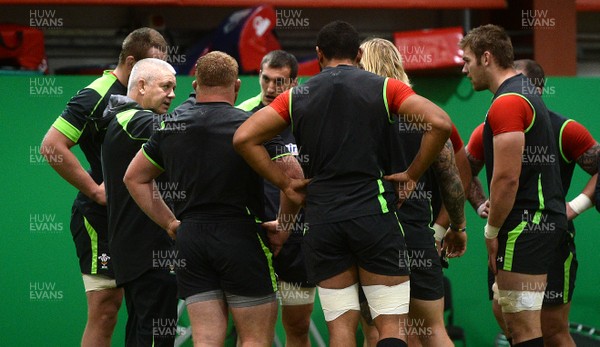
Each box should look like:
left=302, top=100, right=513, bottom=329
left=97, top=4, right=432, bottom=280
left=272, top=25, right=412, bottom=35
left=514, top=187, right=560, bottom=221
left=273, top=240, right=315, bottom=287
left=175, top=220, right=277, bottom=300
left=488, top=229, right=577, bottom=304
left=70, top=204, right=114, bottom=278
left=302, top=212, right=410, bottom=284
left=496, top=212, right=564, bottom=275
left=543, top=229, right=577, bottom=304
left=123, top=268, right=178, bottom=347
left=406, top=246, right=444, bottom=301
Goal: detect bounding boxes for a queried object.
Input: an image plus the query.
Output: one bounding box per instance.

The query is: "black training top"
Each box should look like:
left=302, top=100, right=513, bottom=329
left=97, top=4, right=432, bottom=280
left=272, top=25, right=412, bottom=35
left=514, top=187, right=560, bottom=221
left=143, top=102, right=286, bottom=222
left=270, top=65, right=415, bottom=225
left=102, top=95, right=172, bottom=285
left=483, top=74, right=565, bottom=218
left=52, top=70, right=127, bottom=212
left=101, top=95, right=182, bottom=285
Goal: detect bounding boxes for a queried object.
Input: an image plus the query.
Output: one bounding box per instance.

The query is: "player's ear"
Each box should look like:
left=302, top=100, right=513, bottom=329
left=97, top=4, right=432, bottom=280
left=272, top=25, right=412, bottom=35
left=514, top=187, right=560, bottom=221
left=355, top=47, right=363, bottom=66
left=138, top=79, right=146, bottom=95
left=482, top=51, right=491, bottom=66
left=126, top=55, right=136, bottom=70
left=235, top=78, right=241, bottom=93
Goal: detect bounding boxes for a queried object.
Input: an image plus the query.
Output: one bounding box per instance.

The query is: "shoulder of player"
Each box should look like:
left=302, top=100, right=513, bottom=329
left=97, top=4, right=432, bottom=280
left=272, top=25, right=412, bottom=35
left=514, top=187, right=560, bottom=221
left=236, top=93, right=262, bottom=111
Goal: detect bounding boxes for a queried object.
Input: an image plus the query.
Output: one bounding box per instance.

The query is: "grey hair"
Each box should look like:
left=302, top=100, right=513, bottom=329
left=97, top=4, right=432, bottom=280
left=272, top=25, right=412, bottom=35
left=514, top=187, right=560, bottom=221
left=128, top=58, right=176, bottom=93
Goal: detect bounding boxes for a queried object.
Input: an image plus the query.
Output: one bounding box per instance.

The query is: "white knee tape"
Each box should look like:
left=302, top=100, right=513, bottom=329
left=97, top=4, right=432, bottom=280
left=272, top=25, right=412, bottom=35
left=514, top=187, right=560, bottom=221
left=317, top=284, right=360, bottom=322
left=492, top=282, right=499, bottom=301
left=362, top=281, right=410, bottom=319
left=497, top=290, right=544, bottom=313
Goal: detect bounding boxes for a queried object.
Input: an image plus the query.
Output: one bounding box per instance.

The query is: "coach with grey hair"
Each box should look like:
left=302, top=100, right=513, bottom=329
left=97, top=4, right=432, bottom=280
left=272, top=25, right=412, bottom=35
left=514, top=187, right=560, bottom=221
left=101, top=58, right=179, bottom=347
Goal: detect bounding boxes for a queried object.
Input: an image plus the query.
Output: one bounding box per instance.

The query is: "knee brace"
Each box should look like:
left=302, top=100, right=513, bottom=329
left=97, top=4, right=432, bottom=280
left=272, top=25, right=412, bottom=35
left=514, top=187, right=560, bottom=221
left=362, top=281, right=410, bottom=319
left=317, top=283, right=360, bottom=322
left=497, top=290, right=544, bottom=313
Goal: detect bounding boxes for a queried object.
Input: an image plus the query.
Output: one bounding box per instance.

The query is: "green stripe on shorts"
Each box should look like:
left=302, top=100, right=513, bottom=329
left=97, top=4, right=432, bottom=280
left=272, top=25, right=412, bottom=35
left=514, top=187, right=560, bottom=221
left=393, top=211, right=405, bottom=237
left=83, top=216, right=98, bottom=274
left=377, top=178, right=389, bottom=214
left=256, top=233, right=277, bottom=292
left=502, top=221, right=527, bottom=272
left=563, top=251, right=573, bottom=304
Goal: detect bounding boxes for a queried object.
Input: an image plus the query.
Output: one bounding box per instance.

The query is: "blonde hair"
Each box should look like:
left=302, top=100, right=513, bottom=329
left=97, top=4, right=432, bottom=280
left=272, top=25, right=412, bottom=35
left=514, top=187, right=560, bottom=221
left=360, top=38, right=411, bottom=87
left=195, top=51, right=238, bottom=87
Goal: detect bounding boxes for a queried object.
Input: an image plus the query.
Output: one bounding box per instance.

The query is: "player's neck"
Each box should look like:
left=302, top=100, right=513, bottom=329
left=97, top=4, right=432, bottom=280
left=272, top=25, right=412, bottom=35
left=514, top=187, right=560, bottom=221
left=111, top=65, right=130, bottom=88
left=322, top=58, right=357, bottom=68
left=195, top=86, right=235, bottom=105
left=489, top=68, right=518, bottom=94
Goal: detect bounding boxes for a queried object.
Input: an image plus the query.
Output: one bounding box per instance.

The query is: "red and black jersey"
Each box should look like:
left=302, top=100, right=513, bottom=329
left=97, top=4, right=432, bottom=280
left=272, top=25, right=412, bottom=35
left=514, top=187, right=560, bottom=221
left=470, top=111, right=595, bottom=232
left=549, top=112, right=596, bottom=195
left=466, top=123, right=485, bottom=162
left=483, top=74, right=565, bottom=217
left=269, top=65, right=415, bottom=224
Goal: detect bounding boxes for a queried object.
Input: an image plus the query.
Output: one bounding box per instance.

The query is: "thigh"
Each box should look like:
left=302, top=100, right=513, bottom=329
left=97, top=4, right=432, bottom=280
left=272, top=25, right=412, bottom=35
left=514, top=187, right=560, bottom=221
left=187, top=299, right=229, bottom=346
left=278, top=280, right=316, bottom=306
left=230, top=300, right=278, bottom=345
left=85, top=285, right=123, bottom=317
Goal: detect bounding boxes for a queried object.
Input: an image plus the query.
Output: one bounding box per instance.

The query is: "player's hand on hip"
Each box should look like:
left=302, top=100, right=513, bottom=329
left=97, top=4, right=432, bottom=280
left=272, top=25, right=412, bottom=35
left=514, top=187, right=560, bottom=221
left=262, top=220, right=287, bottom=257
left=166, top=219, right=180, bottom=240
left=384, top=171, right=417, bottom=208
left=284, top=178, right=311, bottom=207
left=92, top=182, right=107, bottom=206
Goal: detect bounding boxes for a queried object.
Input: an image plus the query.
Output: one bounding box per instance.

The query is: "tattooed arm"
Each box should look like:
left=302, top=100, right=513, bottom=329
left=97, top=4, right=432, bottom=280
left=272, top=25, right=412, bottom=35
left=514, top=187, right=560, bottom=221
left=432, top=140, right=466, bottom=257
left=433, top=141, right=466, bottom=227
left=575, top=143, right=600, bottom=176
